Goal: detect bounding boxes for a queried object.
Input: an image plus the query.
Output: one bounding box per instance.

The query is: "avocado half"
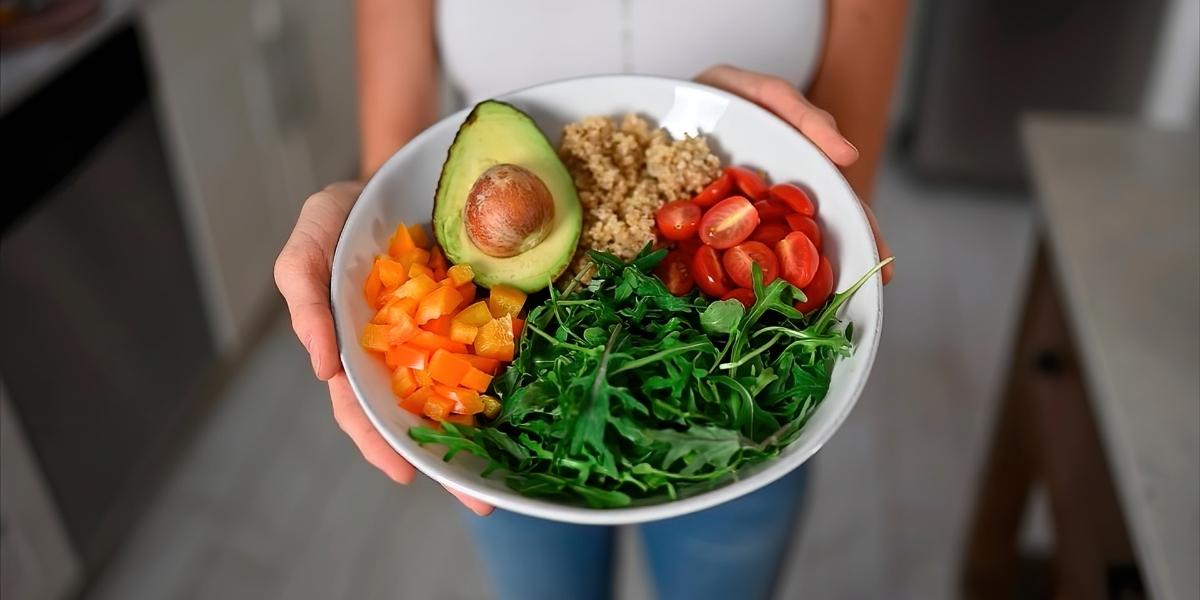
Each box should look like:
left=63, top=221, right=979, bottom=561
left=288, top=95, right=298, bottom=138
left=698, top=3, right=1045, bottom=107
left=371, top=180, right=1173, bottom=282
left=432, top=100, right=582, bottom=292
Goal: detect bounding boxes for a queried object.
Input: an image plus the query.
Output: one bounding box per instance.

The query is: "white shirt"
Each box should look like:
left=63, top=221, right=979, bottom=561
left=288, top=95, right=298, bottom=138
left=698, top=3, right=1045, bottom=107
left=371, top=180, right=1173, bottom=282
left=436, top=0, right=826, bottom=107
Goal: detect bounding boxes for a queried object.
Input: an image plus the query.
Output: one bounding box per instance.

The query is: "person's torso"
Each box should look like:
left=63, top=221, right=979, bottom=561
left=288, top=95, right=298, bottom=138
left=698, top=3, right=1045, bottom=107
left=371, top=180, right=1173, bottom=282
left=436, top=0, right=826, bottom=107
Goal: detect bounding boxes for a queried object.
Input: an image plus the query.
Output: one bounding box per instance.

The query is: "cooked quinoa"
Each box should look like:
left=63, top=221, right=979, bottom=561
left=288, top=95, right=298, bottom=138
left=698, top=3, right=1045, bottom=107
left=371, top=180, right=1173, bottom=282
left=558, top=114, right=721, bottom=268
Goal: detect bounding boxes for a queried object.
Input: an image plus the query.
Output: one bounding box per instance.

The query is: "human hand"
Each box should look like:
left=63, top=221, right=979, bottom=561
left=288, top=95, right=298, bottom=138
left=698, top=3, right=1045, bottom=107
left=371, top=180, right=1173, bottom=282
left=273, top=181, right=493, bottom=516
left=695, top=64, right=894, bottom=284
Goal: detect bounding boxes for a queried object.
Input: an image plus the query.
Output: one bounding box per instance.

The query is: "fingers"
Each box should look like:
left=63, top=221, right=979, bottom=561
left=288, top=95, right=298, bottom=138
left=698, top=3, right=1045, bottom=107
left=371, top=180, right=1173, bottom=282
left=859, top=201, right=894, bottom=285
left=328, top=372, right=417, bottom=484
left=274, top=182, right=363, bottom=380
left=696, top=65, right=859, bottom=167
left=445, top=486, right=495, bottom=516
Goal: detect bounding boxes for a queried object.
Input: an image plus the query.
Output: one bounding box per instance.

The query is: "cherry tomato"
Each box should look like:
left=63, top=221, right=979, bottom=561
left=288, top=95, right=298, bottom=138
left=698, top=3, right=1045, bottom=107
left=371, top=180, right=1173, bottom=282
left=656, top=199, right=702, bottom=241
left=769, top=183, right=816, bottom=216
left=655, top=249, right=695, bottom=296
left=698, top=196, right=759, bottom=249
left=691, top=245, right=731, bottom=297
left=785, top=213, right=823, bottom=249
left=750, top=221, right=790, bottom=247
left=692, top=171, right=734, bottom=208
left=753, top=199, right=791, bottom=222
left=794, top=255, right=834, bottom=314
left=723, top=241, right=779, bottom=288
left=673, top=237, right=703, bottom=255
left=776, top=231, right=820, bottom=288
left=721, top=288, right=756, bottom=308
left=726, top=166, right=769, bottom=199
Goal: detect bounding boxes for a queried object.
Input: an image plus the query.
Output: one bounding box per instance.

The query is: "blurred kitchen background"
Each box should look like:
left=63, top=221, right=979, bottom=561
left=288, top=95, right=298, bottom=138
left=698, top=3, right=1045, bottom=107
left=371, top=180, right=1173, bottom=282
left=0, top=0, right=1196, bottom=599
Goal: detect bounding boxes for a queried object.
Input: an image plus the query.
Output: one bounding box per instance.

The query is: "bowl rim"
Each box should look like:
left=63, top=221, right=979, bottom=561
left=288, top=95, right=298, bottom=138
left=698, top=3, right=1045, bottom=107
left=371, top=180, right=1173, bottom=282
left=330, top=73, right=883, bottom=524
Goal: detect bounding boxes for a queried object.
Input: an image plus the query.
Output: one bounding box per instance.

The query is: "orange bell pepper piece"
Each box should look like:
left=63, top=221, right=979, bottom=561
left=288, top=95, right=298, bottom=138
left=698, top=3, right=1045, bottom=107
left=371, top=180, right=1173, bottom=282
left=423, top=394, right=455, bottom=421
left=399, top=386, right=435, bottom=415
left=386, top=312, right=419, bottom=345
left=423, top=314, right=453, bottom=337
left=396, top=247, right=431, bottom=270
left=408, top=262, right=434, bottom=280
left=429, top=245, right=448, bottom=274
left=392, top=367, right=419, bottom=398
left=432, top=384, right=484, bottom=414
left=388, top=222, right=417, bottom=258
left=442, top=413, right=475, bottom=427
left=456, top=353, right=501, bottom=375
left=360, top=323, right=391, bottom=353
left=386, top=344, right=428, bottom=370
left=475, top=315, right=515, bottom=361
left=488, top=285, right=526, bottom=318
left=460, top=366, right=493, bottom=393
left=447, top=263, right=474, bottom=286
left=427, top=349, right=472, bottom=386
left=372, top=298, right=408, bottom=325
left=512, top=316, right=525, bottom=339
left=414, top=369, right=434, bottom=387
left=377, top=257, right=408, bottom=289
left=456, top=282, right=477, bottom=310
left=395, top=296, right=419, bottom=316
left=449, top=320, right=478, bottom=345
left=364, top=258, right=383, bottom=307
left=415, top=285, right=464, bottom=325
left=409, top=331, right=468, bottom=354
left=408, top=224, right=432, bottom=249
left=394, top=274, right=439, bottom=301
left=453, top=301, right=493, bottom=328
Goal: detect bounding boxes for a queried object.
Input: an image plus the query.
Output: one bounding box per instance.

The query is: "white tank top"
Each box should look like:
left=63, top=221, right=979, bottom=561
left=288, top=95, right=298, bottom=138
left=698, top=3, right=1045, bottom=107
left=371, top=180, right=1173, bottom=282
left=436, top=0, right=826, bottom=108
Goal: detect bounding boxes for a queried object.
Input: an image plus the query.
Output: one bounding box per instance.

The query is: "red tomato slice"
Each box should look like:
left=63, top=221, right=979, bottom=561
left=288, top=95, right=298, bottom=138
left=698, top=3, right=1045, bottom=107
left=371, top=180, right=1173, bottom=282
left=794, top=255, right=834, bottom=314
left=723, top=241, right=779, bottom=288
left=769, top=183, right=816, bottom=216
left=692, top=171, right=734, bottom=208
left=750, top=221, right=790, bottom=247
left=656, top=199, right=702, bottom=241
left=691, top=245, right=731, bottom=297
left=753, top=199, right=791, bottom=222
left=726, top=166, right=769, bottom=199
left=776, top=231, right=820, bottom=288
left=655, top=249, right=695, bottom=296
left=785, top=213, right=823, bottom=249
left=698, top=196, right=759, bottom=249
left=721, top=288, right=756, bottom=309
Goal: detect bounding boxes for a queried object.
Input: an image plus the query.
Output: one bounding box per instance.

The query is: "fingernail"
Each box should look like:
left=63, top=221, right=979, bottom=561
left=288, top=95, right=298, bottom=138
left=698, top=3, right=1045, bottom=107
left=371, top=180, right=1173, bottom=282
left=845, top=139, right=859, bottom=155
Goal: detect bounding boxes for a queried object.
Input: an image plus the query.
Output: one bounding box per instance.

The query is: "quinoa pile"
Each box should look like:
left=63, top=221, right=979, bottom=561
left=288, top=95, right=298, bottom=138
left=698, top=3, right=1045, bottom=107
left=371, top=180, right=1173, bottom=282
left=558, top=114, right=721, bottom=267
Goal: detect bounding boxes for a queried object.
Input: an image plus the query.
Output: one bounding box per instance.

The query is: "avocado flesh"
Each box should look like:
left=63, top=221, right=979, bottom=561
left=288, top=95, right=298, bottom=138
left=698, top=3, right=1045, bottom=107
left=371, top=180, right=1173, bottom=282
left=433, top=100, right=582, bottom=292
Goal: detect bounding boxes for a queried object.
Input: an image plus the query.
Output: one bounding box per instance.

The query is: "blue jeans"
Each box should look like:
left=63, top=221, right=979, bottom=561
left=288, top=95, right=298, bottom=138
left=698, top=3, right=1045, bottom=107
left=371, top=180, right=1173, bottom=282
left=465, top=465, right=810, bottom=600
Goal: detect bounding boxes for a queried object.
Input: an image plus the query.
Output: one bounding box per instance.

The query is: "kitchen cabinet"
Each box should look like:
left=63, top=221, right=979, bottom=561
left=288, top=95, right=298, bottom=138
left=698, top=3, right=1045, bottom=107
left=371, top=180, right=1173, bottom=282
left=138, top=0, right=358, bottom=351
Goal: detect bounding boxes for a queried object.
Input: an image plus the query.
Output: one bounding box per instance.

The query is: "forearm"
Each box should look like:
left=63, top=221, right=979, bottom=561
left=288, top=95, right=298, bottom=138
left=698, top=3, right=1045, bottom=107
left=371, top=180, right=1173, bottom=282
left=808, top=0, right=908, bottom=203
left=356, top=0, right=438, bottom=180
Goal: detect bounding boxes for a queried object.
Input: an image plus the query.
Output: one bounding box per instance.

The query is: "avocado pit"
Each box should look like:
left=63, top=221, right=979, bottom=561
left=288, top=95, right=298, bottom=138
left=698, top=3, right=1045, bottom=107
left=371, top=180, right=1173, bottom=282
left=464, top=163, right=555, bottom=258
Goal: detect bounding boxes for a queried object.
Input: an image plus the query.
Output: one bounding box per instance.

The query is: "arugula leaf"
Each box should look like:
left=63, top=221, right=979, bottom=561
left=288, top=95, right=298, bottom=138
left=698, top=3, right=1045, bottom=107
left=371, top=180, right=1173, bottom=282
left=408, top=250, right=892, bottom=507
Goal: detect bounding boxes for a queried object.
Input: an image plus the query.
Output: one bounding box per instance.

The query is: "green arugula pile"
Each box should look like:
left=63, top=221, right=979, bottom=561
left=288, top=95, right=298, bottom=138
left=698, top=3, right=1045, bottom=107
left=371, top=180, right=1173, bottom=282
left=410, top=247, right=891, bottom=507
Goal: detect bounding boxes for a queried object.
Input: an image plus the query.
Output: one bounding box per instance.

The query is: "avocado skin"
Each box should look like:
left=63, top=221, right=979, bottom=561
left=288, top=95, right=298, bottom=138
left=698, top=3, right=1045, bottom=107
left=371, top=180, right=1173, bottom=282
left=432, top=100, right=582, bottom=292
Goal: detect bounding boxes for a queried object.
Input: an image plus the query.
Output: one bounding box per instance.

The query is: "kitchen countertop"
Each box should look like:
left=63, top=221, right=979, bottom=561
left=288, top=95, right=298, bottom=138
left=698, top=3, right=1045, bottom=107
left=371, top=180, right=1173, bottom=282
left=1022, top=113, right=1200, bottom=600
left=0, top=0, right=139, bottom=116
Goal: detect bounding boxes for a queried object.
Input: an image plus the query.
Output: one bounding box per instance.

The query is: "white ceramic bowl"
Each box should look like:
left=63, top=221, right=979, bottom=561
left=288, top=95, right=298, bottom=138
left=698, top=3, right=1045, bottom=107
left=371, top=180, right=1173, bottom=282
left=331, top=75, right=883, bottom=525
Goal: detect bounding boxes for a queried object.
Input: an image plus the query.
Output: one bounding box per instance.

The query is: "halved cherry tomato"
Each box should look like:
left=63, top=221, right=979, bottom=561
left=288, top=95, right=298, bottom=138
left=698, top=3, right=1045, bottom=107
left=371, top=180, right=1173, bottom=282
left=753, top=199, right=791, bottom=222
left=750, top=221, right=790, bottom=247
left=785, top=213, right=823, bottom=249
left=721, top=288, right=756, bottom=308
left=794, top=255, right=834, bottom=314
left=691, top=245, right=731, bottom=297
left=723, top=241, right=779, bottom=288
left=655, top=249, right=695, bottom=296
left=769, top=183, right=816, bottom=216
left=692, top=170, right=733, bottom=208
left=776, top=231, right=820, bottom=288
left=725, top=166, right=769, bottom=199
left=655, top=199, right=702, bottom=241
left=698, top=196, right=759, bottom=249
left=674, top=237, right=703, bottom=255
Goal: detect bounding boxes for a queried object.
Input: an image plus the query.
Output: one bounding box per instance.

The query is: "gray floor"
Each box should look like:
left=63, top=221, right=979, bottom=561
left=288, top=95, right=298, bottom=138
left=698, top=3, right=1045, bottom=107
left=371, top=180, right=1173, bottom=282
left=89, top=163, right=1037, bottom=600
